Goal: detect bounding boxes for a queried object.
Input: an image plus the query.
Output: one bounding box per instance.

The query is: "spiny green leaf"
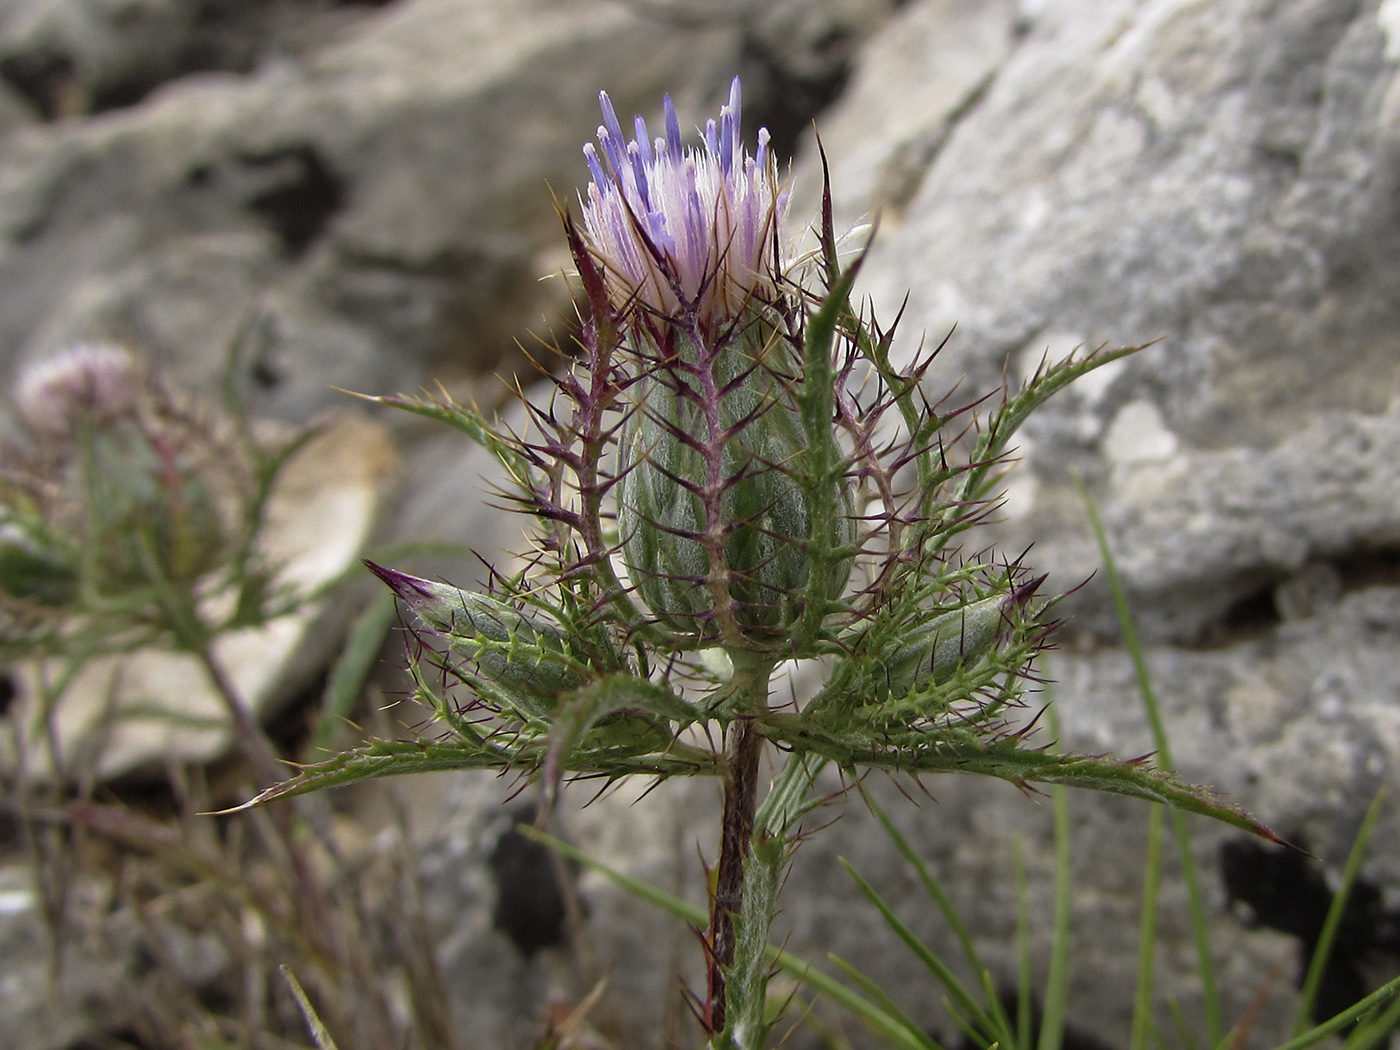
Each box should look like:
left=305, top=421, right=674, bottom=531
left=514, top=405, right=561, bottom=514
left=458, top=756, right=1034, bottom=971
left=226, top=739, right=523, bottom=809
left=791, top=259, right=862, bottom=652
left=956, top=343, right=1147, bottom=511
left=932, top=748, right=1280, bottom=840
left=368, top=562, right=586, bottom=719
left=542, top=674, right=699, bottom=795
left=762, top=733, right=1282, bottom=841
left=228, top=734, right=723, bottom=810
left=349, top=389, right=538, bottom=492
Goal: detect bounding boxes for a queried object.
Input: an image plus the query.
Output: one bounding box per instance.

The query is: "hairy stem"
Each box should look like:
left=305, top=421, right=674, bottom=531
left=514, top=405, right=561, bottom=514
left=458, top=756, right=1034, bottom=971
left=721, top=751, right=826, bottom=1049
left=707, top=655, right=773, bottom=1032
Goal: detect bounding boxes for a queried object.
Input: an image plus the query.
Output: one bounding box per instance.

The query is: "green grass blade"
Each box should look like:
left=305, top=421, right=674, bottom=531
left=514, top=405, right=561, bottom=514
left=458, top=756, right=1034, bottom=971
left=864, top=795, right=993, bottom=994
left=859, top=793, right=1020, bottom=1044
left=840, top=858, right=1001, bottom=1039
left=827, top=953, right=945, bottom=1050
left=1169, top=806, right=1218, bottom=1042
left=776, top=957, right=939, bottom=1050
left=281, top=965, right=341, bottom=1050
left=941, top=996, right=992, bottom=1050
left=1170, top=1001, right=1202, bottom=1050
left=1072, top=479, right=1174, bottom=768
left=1273, top=973, right=1400, bottom=1050
left=311, top=587, right=397, bottom=753
left=1295, top=788, right=1387, bottom=1035
left=1130, top=803, right=1165, bottom=1050
left=980, top=966, right=1019, bottom=1048
left=1077, top=474, right=1224, bottom=1043
left=1341, top=979, right=1400, bottom=1050
left=1038, top=700, right=1073, bottom=1050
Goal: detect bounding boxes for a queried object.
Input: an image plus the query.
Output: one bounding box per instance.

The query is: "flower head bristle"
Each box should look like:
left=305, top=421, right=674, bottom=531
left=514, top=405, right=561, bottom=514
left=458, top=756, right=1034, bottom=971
left=580, top=76, right=788, bottom=330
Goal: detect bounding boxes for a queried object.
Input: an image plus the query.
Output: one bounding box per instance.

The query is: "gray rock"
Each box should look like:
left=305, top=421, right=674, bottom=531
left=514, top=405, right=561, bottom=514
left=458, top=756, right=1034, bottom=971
left=0, top=860, right=192, bottom=1050
left=0, top=0, right=381, bottom=119
left=0, top=0, right=747, bottom=423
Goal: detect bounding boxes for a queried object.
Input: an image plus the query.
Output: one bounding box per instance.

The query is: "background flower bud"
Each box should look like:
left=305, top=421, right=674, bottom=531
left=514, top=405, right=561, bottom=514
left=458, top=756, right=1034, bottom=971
left=14, top=343, right=140, bottom=437
left=83, top=422, right=227, bottom=588
left=3, top=348, right=234, bottom=599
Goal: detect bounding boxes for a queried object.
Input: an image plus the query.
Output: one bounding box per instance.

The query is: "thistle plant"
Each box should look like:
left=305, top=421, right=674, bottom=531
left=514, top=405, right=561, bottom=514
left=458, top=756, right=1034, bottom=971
left=256, top=78, right=1278, bottom=1049
left=0, top=342, right=313, bottom=782
left=0, top=345, right=455, bottom=1047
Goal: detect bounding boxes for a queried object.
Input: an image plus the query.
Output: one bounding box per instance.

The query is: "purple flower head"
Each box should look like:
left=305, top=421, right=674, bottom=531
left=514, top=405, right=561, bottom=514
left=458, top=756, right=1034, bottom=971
left=14, top=343, right=140, bottom=436
left=580, top=77, right=788, bottom=330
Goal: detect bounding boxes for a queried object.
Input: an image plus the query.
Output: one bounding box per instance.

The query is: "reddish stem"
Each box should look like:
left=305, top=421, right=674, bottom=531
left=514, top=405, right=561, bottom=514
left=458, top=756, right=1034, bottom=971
left=705, top=718, right=764, bottom=1032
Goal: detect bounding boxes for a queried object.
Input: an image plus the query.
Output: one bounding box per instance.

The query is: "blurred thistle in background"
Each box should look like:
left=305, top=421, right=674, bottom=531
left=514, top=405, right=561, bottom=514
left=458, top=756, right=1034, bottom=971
left=0, top=343, right=244, bottom=645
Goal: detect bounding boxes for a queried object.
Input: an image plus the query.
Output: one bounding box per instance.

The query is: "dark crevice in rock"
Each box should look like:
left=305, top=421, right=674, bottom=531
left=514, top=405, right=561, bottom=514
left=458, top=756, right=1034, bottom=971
left=63, top=1033, right=152, bottom=1050
left=165, top=0, right=394, bottom=91
left=488, top=807, right=577, bottom=958
left=1, top=0, right=401, bottom=120
left=0, top=673, right=14, bottom=717
left=89, top=63, right=186, bottom=116
left=327, top=247, right=539, bottom=374
left=239, top=145, right=346, bottom=257
left=1252, top=142, right=1305, bottom=180
left=263, top=667, right=331, bottom=754
left=1222, top=836, right=1400, bottom=1034
left=184, top=163, right=215, bottom=189
left=193, top=982, right=239, bottom=1026
left=1189, top=580, right=1282, bottom=649
left=0, top=804, right=16, bottom=852
left=873, top=69, right=998, bottom=219
left=1181, top=546, right=1400, bottom=650
left=250, top=356, right=283, bottom=390
left=0, top=46, right=77, bottom=121
left=1334, top=547, right=1400, bottom=591
left=739, top=35, right=854, bottom=163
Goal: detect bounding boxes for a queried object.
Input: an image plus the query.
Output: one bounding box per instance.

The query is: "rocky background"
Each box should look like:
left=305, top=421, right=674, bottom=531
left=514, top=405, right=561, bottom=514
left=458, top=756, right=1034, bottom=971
left=4, top=0, right=1400, bottom=1046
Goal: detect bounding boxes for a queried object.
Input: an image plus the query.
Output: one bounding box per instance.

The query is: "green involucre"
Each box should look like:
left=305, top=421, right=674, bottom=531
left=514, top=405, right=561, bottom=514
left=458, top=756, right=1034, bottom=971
left=617, top=324, right=856, bottom=646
